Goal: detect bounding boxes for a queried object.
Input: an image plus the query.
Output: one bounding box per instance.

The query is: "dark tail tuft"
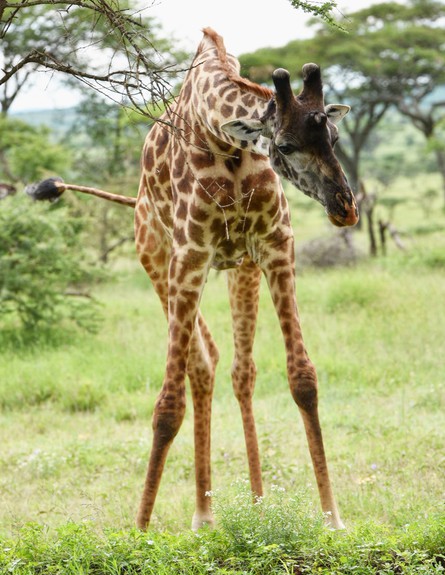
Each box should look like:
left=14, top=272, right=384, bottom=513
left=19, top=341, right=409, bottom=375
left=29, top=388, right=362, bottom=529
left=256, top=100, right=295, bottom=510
left=26, top=177, right=64, bottom=202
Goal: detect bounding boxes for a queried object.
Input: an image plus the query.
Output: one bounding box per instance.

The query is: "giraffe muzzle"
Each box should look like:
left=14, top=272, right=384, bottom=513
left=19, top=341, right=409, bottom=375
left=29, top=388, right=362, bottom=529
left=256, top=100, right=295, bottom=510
left=327, top=194, right=359, bottom=227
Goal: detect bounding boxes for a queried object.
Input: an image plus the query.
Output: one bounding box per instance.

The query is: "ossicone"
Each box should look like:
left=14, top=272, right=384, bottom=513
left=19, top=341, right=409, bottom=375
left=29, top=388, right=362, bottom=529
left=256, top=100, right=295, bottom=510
left=272, top=68, right=294, bottom=110
left=298, top=62, right=324, bottom=106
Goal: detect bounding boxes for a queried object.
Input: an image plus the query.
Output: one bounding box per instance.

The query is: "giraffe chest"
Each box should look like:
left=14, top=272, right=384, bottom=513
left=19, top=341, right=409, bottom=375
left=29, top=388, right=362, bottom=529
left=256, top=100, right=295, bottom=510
left=142, top=128, right=292, bottom=270
left=173, top=173, right=290, bottom=270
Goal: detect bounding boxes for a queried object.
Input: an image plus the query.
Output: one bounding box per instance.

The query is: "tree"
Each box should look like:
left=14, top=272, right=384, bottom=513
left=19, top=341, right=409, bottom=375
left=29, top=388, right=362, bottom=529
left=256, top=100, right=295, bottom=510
left=0, top=1, right=343, bottom=117
left=332, top=0, right=445, bottom=205
left=0, top=115, right=71, bottom=182
left=396, top=94, right=445, bottom=207
left=68, top=92, right=146, bottom=262
left=0, top=0, right=189, bottom=116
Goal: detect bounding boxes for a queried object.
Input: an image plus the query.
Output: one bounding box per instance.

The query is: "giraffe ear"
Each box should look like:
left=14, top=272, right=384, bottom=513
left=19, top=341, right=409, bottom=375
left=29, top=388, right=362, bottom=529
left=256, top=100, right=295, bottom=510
left=221, top=119, right=264, bottom=141
left=325, top=104, right=350, bottom=124
left=221, top=119, right=270, bottom=156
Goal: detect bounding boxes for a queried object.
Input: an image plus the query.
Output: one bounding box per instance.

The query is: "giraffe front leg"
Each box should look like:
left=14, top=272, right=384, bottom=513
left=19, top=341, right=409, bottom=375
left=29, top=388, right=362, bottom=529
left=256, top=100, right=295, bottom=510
left=263, top=239, right=344, bottom=530
left=137, top=249, right=210, bottom=531
left=188, top=314, right=219, bottom=531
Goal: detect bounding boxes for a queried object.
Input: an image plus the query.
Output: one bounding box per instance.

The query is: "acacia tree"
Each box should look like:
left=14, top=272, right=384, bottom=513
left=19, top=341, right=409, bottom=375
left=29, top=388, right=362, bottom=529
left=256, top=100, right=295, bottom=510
left=329, top=0, right=445, bottom=205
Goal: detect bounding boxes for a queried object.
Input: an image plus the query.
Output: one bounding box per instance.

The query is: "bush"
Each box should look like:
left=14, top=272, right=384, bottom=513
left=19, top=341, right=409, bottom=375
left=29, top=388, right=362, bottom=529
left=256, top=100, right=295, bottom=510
left=0, top=194, right=102, bottom=335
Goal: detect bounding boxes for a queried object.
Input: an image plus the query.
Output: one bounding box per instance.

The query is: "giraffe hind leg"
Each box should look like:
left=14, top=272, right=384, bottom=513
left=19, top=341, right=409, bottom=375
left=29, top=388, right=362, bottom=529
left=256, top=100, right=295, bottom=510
left=136, top=205, right=187, bottom=530
left=227, top=258, right=263, bottom=498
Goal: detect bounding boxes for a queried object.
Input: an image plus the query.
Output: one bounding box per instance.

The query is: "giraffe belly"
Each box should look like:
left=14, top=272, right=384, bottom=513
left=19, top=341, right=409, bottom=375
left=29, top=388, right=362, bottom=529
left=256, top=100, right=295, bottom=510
left=211, top=234, right=250, bottom=270
left=211, top=255, right=244, bottom=270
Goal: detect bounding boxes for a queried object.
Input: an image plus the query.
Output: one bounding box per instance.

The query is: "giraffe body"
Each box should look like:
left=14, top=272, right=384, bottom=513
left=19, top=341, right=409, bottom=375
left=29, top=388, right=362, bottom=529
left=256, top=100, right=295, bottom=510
left=133, top=28, right=358, bottom=531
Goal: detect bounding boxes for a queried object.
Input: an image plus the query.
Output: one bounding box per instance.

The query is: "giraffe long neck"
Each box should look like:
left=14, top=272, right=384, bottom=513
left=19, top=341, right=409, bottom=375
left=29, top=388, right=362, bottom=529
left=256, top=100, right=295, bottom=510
left=170, top=28, right=274, bottom=155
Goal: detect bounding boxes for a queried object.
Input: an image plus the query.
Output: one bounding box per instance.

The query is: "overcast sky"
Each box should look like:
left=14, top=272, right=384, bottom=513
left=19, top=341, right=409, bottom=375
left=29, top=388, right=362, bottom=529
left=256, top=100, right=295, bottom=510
left=11, top=0, right=397, bottom=112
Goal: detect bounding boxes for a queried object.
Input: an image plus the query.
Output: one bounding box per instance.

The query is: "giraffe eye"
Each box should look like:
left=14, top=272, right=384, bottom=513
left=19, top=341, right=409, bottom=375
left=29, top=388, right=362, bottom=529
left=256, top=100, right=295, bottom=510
left=277, top=143, right=296, bottom=155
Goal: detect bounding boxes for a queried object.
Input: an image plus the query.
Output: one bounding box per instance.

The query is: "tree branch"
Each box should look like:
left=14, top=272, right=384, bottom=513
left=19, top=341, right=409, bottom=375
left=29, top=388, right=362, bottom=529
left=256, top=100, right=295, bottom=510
left=0, top=0, right=190, bottom=116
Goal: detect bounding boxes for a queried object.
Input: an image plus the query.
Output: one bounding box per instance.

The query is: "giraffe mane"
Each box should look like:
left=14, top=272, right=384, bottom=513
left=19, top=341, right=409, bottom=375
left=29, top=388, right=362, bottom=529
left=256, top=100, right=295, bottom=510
left=201, top=27, right=274, bottom=101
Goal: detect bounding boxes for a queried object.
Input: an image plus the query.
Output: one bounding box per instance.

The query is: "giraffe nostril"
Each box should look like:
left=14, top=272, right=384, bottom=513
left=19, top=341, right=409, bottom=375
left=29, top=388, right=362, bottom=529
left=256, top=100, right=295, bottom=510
left=336, top=192, right=345, bottom=205
left=335, top=192, right=348, bottom=215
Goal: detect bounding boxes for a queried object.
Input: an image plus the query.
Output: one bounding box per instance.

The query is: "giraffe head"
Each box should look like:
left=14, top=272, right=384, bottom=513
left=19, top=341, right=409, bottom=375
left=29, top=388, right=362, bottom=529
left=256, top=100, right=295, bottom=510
left=222, top=64, right=358, bottom=227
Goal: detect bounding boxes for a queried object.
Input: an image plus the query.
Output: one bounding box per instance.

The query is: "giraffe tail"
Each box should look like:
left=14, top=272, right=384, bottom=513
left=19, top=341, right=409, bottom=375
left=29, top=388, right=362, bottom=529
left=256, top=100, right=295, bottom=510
left=25, top=177, right=137, bottom=208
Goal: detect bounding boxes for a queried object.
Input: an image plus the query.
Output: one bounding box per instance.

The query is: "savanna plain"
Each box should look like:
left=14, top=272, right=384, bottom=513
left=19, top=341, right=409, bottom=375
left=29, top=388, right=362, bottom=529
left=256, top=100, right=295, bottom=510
left=1, top=174, right=445, bottom=573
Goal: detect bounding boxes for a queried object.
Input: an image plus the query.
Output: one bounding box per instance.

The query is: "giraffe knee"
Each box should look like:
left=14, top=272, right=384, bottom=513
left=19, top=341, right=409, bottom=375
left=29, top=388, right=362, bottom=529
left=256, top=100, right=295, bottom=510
left=152, top=389, right=186, bottom=443
left=289, top=361, right=318, bottom=412
left=189, top=364, right=216, bottom=397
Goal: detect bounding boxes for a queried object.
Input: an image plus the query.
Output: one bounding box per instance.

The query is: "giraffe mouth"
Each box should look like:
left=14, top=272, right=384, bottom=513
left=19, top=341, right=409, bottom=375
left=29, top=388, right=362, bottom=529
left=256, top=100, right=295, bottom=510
left=326, top=197, right=359, bottom=227
left=328, top=211, right=359, bottom=227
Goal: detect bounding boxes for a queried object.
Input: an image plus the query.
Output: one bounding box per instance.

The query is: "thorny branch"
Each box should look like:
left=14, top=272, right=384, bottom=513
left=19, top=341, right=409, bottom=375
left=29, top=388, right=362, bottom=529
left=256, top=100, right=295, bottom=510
left=0, top=0, right=189, bottom=119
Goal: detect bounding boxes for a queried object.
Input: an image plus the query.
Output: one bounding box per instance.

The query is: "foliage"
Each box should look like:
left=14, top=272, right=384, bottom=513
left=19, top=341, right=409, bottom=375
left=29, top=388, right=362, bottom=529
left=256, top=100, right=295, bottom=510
left=0, top=115, right=71, bottom=183
left=287, top=0, right=342, bottom=29
left=71, top=92, right=148, bottom=182
left=0, top=492, right=443, bottom=574
left=59, top=93, right=143, bottom=262
left=0, top=194, right=102, bottom=335
left=211, top=480, right=324, bottom=555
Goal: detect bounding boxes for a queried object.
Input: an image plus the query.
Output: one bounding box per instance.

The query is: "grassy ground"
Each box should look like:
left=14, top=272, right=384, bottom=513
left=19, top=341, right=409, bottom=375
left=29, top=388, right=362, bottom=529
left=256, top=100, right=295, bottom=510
left=1, top=184, right=444, bottom=572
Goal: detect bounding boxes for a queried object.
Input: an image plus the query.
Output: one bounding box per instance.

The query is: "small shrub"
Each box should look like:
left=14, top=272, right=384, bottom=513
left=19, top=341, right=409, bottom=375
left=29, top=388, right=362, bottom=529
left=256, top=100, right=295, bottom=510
left=211, top=479, right=324, bottom=556
left=0, top=195, right=102, bottom=334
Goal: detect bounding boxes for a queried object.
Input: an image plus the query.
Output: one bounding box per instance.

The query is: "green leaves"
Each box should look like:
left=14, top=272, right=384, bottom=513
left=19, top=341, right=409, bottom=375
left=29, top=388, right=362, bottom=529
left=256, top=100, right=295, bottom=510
left=287, top=1, right=344, bottom=30
left=0, top=194, right=102, bottom=334
left=0, top=116, right=71, bottom=183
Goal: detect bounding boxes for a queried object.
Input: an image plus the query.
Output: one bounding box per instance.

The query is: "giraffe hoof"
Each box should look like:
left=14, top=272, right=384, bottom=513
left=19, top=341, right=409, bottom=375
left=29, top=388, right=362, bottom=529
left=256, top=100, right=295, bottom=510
left=136, top=512, right=150, bottom=532
left=324, top=512, right=346, bottom=531
left=191, top=511, right=215, bottom=531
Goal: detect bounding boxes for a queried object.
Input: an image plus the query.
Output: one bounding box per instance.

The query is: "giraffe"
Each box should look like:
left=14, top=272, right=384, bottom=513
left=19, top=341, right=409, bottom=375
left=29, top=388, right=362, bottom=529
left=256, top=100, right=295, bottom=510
left=32, top=27, right=358, bottom=531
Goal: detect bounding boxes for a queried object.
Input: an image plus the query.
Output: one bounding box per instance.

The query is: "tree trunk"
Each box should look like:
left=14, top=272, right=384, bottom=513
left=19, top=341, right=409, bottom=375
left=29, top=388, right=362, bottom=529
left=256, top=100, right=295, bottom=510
left=435, top=148, right=445, bottom=208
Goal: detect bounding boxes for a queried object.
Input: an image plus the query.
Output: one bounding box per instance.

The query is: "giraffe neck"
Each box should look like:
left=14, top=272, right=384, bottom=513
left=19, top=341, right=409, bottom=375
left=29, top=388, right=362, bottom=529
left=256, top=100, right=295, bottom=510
left=171, top=28, right=274, bottom=155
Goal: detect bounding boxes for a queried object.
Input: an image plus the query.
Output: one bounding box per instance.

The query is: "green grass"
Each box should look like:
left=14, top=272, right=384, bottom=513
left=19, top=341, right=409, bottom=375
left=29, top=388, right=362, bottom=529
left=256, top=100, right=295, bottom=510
left=1, top=188, right=445, bottom=571
left=1, top=484, right=444, bottom=573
